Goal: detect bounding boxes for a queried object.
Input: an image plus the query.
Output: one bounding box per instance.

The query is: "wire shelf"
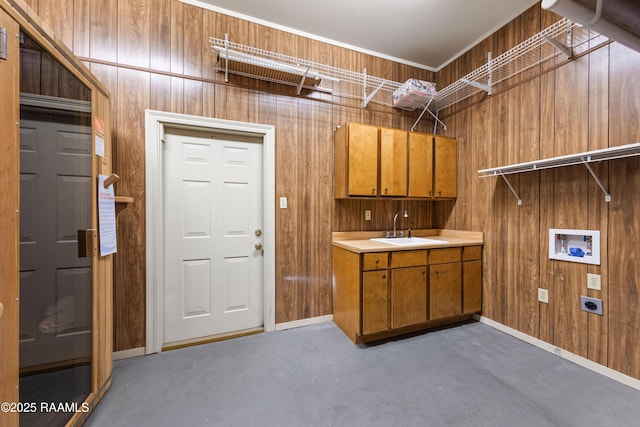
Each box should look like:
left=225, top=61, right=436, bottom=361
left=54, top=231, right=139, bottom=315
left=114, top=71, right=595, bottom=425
left=209, top=36, right=405, bottom=108
left=209, top=18, right=608, bottom=124
left=433, top=18, right=609, bottom=112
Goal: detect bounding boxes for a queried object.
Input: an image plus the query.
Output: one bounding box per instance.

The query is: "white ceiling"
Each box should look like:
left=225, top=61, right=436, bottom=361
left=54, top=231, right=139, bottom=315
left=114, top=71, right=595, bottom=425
left=184, top=0, right=539, bottom=71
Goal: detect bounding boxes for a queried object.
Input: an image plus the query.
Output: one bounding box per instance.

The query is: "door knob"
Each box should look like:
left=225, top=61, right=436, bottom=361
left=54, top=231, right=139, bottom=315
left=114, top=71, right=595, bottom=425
left=255, top=242, right=263, bottom=250
left=255, top=229, right=262, bottom=237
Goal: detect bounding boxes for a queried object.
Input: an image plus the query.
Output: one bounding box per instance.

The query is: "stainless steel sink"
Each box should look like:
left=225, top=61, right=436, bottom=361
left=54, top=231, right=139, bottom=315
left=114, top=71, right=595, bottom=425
left=369, top=237, right=448, bottom=246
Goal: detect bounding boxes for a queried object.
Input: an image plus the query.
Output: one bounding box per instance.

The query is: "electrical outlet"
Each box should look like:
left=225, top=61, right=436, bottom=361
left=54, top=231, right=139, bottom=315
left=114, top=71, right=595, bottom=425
left=580, top=295, right=603, bottom=315
left=587, top=273, right=601, bottom=291
left=365, top=210, right=372, bottom=221
left=538, top=288, right=549, bottom=304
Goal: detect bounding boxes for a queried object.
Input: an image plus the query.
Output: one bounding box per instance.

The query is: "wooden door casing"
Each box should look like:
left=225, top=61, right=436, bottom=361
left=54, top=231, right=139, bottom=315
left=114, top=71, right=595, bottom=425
left=0, top=7, right=21, bottom=425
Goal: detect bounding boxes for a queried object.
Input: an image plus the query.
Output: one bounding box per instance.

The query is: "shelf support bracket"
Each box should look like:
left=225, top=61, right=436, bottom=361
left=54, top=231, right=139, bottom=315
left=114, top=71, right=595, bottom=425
left=543, top=35, right=573, bottom=59
left=487, top=52, right=493, bottom=95
left=363, top=68, right=368, bottom=107
left=498, top=173, right=522, bottom=206
left=582, top=159, right=611, bottom=202
left=223, top=34, right=230, bottom=83
left=296, top=65, right=311, bottom=95
left=461, top=78, right=491, bottom=95
left=364, top=81, right=385, bottom=108
left=459, top=52, right=494, bottom=97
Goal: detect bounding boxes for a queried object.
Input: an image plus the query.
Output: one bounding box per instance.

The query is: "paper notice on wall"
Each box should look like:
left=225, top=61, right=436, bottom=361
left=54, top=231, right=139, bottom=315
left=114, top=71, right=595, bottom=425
left=95, top=116, right=105, bottom=157
left=95, top=135, right=105, bottom=157
left=98, top=174, right=117, bottom=256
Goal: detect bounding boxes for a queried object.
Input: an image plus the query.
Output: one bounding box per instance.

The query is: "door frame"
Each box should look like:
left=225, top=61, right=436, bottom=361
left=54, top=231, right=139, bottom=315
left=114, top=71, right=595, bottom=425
left=144, top=110, right=276, bottom=354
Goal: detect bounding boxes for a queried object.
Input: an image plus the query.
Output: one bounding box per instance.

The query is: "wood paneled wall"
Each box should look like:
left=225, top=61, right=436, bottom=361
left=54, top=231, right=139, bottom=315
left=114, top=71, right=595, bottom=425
left=24, top=0, right=640, bottom=383
left=438, top=5, right=640, bottom=380
left=22, top=0, right=436, bottom=350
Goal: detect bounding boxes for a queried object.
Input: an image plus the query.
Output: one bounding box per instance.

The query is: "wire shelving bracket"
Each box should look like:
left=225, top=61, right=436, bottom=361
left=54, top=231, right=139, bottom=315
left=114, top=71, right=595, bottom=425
left=478, top=143, right=640, bottom=205
left=428, top=18, right=607, bottom=130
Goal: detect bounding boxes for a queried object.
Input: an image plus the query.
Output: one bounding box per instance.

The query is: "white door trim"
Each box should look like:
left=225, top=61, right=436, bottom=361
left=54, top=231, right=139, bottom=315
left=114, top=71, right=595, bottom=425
left=144, top=110, right=276, bottom=354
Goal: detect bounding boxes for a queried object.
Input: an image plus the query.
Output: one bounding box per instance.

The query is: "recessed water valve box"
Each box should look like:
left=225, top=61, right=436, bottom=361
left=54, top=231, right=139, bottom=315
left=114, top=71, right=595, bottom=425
left=580, top=296, right=603, bottom=316
left=549, top=229, right=600, bottom=265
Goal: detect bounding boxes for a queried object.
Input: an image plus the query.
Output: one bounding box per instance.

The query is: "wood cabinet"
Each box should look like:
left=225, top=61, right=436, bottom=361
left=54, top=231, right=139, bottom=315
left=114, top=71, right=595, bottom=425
left=429, top=248, right=463, bottom=320
left=362, top=252, right=389, bottom=334
left=334, top=123, right=456, bottom=200
left=362, top=270, right=389, bottom=335
left=334, top=122, right=379, bottom=197
left=390, top=250, right=427, bottom=328
left=434, top=135, right=457, bottom=198
left=408, top=132, right=433, bottom=197
left=380, top=127, right=408, bottom=196
left=462, top=246, right=482, bottom=313
left=333, top=243, right=481, bottom=343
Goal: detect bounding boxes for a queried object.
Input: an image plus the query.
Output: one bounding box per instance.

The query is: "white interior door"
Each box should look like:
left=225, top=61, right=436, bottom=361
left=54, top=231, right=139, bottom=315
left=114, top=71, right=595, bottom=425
left=163, top=127, right=264, bottom=344
left=19, top=115, right=92, bottom=368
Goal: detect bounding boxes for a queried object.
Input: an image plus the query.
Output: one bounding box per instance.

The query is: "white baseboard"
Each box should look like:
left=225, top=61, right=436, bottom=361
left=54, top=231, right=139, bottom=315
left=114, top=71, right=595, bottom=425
left=275, top=314, right=333, bottom=331
left=112, top=347, right=146, bottom=361
left=476, top=315, right=640, bottom=391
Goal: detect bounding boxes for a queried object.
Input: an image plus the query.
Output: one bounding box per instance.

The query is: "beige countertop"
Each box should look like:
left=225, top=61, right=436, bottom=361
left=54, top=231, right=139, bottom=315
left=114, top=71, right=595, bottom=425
left=332, top=229, right=483, bottom=253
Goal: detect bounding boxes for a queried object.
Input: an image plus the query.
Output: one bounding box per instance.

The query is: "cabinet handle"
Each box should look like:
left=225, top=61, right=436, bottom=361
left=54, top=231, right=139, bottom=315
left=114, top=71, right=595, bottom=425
left=382, top=274, right=386, bottom=279
left=384, top=188, right=388, bottom=194
left=375, top=259, right=380, bottom=264
left=371, top=188, right=375, bottom=194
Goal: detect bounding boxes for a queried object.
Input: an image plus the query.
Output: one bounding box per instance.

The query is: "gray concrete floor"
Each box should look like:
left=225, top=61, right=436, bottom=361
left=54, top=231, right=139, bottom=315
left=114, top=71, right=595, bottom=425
left=85, top=321, right=640, bottom=427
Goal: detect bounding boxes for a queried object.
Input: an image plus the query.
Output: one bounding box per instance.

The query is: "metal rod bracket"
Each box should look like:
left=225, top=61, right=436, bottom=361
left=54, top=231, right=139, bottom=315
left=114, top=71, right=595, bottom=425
left=499, top=173, right=522, bottom=206
left=582, top=159, right=611, bottom=202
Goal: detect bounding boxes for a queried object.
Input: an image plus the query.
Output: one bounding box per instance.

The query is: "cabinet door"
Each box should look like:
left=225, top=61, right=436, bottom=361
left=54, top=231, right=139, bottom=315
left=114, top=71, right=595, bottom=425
left=362, top=270, right=389, bottom=335
left=429, top=262, right=462, bottom=319
left=463, top=260, right=482, bottom=313
left=408, top=132, right=433, bottom=197
left=391, top=266, right=427, bottom=328
left=380, top=127, right=407, bottom=196
left=348, top=123, right=379, bottom=196
left=434, top=135, right=456, bottom=198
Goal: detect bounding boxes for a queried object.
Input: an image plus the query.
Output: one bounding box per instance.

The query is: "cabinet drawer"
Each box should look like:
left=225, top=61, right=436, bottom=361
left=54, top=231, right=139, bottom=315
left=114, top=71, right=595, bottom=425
left=462, top=245, right=482, bottom=261
left=429, top=247, right=461, bottom=264
left=363, top=252, right=389, bottom=270
left=390, top=250, right=427, bottom=268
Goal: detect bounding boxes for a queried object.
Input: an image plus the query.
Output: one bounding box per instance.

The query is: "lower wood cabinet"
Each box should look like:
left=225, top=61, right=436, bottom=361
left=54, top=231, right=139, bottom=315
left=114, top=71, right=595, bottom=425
left=362, top=269, right=389, bottom=335
left=463, top=246, right=482, bottom=313
left=429, top=248, right=462, bottom=320
left=391, top=250, right=427, bottom=328
left=333, top=244, right=482, bottom=343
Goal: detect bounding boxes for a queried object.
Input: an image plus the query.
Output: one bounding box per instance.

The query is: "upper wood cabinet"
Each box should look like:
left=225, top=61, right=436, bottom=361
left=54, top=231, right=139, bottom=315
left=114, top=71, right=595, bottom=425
left=434, top=135, right=457, bottom=198
left=334, top=123, right=456, bottom=200
left=334, top=122, right=379, bottom=197
left=380, top=127, right=408, bottom=197
left=408, top=132, right=434, bottom=197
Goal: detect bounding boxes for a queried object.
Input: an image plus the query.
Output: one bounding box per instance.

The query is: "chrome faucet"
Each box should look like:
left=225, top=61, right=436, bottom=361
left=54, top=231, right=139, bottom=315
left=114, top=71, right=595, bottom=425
left=387, top=210, right=408, bottom=238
